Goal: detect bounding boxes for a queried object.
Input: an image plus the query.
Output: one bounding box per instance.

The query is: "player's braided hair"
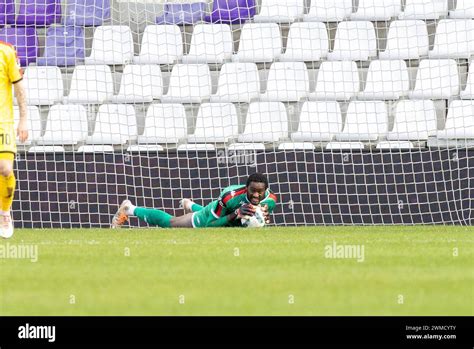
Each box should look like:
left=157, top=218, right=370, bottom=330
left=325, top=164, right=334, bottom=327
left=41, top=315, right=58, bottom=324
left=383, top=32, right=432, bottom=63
left=246, top=173, right=268, bottom=189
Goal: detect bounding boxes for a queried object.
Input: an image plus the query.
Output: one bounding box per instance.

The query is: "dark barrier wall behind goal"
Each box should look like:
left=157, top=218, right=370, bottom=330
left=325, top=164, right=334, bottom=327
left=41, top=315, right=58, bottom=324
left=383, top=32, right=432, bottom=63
left=13, top=149, right=473, bottom=228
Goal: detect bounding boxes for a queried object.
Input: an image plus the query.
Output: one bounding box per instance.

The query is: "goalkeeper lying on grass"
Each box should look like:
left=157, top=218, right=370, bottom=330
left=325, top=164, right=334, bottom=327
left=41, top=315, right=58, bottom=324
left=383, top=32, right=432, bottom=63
left=111, top=173, right=277, bottom=228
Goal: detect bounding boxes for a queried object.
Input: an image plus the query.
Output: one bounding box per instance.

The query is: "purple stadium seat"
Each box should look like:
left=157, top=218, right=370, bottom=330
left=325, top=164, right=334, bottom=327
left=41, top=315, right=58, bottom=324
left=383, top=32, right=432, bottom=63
left=64, top=0, right=111, bottom=26
left=0, top=27, right=38, bottom=66
left=156, top=2, right=207, bottom=25
left=0, top=0, right=15, bottom=25
left=205, top=0, right=256, bottom=24
left=15, top=0, right=61, bottom=26
left=36, top=26, right=85, bottom=67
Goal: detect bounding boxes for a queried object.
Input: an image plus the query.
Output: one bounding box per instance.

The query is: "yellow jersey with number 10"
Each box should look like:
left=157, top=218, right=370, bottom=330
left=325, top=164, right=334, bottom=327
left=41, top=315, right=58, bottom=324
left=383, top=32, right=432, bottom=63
left=0, top=41, right=23, bottom=154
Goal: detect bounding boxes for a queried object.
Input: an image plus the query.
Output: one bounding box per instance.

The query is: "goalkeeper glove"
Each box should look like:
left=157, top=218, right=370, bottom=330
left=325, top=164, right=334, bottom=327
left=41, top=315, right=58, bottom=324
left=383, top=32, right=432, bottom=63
left=235, top=204, right=255, bottom=219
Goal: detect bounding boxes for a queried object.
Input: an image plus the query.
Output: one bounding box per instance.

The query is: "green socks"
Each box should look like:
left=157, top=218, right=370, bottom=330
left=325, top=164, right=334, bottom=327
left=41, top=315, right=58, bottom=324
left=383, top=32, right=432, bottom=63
left=134, top=207, right=173, bottom=228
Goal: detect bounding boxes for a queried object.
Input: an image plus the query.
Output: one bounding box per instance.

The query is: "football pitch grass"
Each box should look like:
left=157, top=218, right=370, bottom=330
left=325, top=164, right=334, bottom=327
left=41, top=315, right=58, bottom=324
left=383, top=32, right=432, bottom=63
left=1, top=226, right=473, bottom=316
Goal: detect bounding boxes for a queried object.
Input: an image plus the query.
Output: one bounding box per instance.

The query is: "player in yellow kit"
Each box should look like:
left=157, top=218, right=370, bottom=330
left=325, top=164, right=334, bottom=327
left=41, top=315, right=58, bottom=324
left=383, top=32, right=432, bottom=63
left=0, top=41, right=28, bottom=238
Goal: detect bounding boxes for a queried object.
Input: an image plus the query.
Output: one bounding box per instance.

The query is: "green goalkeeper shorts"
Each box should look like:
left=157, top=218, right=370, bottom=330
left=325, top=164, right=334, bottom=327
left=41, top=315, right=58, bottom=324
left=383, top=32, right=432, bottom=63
left=191, top=203, right=218, bottom=228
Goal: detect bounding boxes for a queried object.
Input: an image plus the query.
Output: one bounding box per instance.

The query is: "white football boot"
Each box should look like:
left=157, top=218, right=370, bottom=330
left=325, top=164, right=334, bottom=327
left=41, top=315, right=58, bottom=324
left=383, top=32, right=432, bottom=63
left=111, top=200, right=132, bottom=228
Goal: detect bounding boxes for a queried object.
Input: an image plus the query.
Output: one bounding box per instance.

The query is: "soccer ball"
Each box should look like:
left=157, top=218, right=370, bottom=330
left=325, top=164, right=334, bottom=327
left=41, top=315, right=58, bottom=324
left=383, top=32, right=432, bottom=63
left=241, top=206, right=266, bottom=228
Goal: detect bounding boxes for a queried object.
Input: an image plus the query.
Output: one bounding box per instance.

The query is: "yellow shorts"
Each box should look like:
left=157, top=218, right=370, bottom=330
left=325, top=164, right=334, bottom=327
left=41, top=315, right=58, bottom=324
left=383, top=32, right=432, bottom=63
left=0, top=153, right=14, bottom=161
left=0, top=121, right=16, bottom=156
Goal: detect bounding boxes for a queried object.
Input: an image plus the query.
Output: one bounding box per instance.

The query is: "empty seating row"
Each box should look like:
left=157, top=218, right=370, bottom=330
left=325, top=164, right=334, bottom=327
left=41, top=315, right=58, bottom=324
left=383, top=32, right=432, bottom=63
left=2, top=19, right=471, bottom=67
left=0, top=0, right=471, bottom=32
left=0, top=0, right=109, bottom=26
left=22, top=59, right=473, bottom=106
left=19, top=19, right=473, bottom=68
left=15, top=100, right=474, bottom=152
left=155, top=0, right=474, bottom=25
left=265, top=0, right=471, bottom=21
left=149, top=20, right=474, bottom=63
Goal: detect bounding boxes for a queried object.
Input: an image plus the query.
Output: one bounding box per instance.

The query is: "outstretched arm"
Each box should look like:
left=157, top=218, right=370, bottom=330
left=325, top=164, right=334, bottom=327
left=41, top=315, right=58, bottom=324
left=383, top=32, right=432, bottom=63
left=207, top=204, right=255, bottom=227
left=206, top=212, right=238, bottom=227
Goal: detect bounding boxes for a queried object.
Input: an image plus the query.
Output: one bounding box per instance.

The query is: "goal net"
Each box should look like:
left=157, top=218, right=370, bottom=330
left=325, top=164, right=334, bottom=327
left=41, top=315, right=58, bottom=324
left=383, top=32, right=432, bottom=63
left=5, top=0, right=473, bottom=227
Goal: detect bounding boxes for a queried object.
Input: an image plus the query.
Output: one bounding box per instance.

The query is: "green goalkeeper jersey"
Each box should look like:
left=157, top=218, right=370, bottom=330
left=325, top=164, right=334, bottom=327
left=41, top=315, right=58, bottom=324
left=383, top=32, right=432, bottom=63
left=208, top=184, right=277, bottom=227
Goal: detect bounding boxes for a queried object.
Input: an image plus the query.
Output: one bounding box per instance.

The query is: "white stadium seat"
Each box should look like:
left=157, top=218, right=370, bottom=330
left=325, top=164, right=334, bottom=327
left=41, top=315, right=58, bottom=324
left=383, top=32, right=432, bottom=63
left=279, top=22, right=329, bottom=62
left=38, top=105, right=88, bottom=145
left=77, top=145, right=115, bottom=152
left=304, top=0, right=352, bottom=22
left=291, top=101, right=342, bottom=142
left=182, top=24, right=233, bottom=64
left=327, top=21, right=377, bottom=61
left=238, top=102, right=288, bottom=143
left=379, top=20, right=429, bottom=60
left=138, top=104, right=187, bottom=144
left=460, top=61, right=474, bottom=99
left=28, top=146, right=66, bottom=153
left=133, top=25, right=183, bottom=65
left=399, top=0, right=448, bottom=20
left=86, top=104, right=137, bottom=145
left=278, top=142, right=315, bottom=150
left=350, top=0, right=401, bottom=21
left=436, top=100, right=474, bottom=139
left=176, top=143, right=216, bottom=151
left=358, top=60, right=409, bottom=100
left=428, top=19, right=474, bottom=59
left=387, top=100, right=438, bottom=141
left=449, top=0, right=474, bottom=19
left=23, top=66, right=63, bottom=105
left=14, top=106, right=42, bottom=144
left=408, top=59, right=459, bottom=99
left=309, top=61, right=360, bottom=101
left=253, top=0, right=304, bottom=23
left=210, top=63, right=260, bottom=103
left=161, top=64, right=212, bottom=104
left=187, top=103, right=239, bottom=143
left=85, top=25, right=134, bottom=65
left=260, top=62, right=310, bottom=102
left=65, top=65, right=114, bottom=104
left=232, top=23, right=282, bottom=63
left=109, top=65, right=163, bottom=103
left=335, top=101, right=388, bottom=141
left=227, top=143, right=266, bottom=150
